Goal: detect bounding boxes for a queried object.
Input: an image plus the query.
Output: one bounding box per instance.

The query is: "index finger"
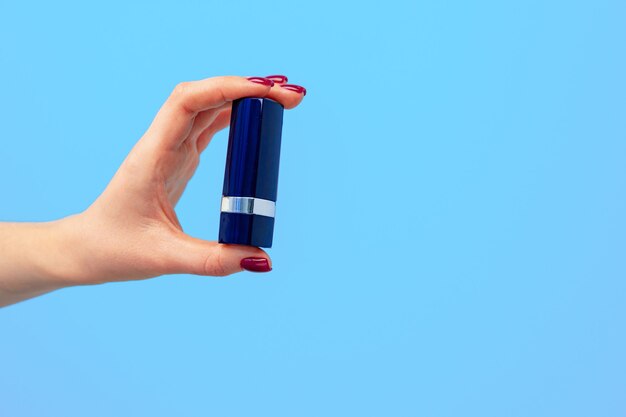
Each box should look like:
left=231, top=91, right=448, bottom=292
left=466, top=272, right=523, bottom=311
left=148, top=76, right=274, bottom=146
left=169, top=76, right=275, bottom=114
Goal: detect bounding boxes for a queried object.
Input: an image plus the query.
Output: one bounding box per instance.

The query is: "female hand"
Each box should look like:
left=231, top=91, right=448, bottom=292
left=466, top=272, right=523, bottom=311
left=0, top=75, right=306, bottom=306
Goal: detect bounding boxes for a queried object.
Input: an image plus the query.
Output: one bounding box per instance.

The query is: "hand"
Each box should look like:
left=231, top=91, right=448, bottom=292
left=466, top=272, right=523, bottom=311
left=36, top=75, right=305, bottom=291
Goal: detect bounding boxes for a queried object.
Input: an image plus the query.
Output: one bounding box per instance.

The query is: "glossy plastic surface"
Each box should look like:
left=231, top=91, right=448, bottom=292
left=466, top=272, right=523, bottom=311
left=219, top=212, right=275, bottom=248
left=218, top=97, right=284, bottom=248
left=222, top=97, right=284, bottom=201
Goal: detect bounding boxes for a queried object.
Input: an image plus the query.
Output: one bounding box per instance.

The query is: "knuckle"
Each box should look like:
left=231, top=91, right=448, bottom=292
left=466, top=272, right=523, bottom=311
left=204, top=246, right=229, bottom=277
left=172, top=81, right=191, bottom=98
left=210, top=78, right=229, bottom=102
left=211, top=75, right=235, bottom=85
left=169, top=81, right=195, bottom=114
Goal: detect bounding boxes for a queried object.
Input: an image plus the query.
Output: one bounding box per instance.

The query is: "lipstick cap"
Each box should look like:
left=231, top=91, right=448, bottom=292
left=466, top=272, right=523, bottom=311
left=218, top=97, right=284, bottom=248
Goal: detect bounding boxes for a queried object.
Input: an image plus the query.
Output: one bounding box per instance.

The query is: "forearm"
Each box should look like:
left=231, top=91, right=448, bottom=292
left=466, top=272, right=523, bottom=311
left=0, top=218, right=77, bottom=307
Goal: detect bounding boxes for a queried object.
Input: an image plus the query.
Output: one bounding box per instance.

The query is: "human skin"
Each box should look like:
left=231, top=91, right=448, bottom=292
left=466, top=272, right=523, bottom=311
left=0, top=75, right=305, bottom=307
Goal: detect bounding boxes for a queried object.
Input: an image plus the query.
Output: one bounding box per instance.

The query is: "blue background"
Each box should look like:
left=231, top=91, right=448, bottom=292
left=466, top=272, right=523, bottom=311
left=1, top=0, right=625, bottom=416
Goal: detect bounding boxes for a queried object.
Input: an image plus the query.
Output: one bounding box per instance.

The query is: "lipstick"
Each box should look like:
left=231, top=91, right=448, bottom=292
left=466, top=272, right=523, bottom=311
left=218, top=97, right=284, bottom=248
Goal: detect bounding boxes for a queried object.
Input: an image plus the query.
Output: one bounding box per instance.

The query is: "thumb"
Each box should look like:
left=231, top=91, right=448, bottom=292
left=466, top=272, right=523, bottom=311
left=171, top=234, right=272, bottom=276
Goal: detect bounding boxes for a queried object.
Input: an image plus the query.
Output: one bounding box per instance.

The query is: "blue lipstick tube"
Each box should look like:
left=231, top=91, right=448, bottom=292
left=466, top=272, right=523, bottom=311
left=218, top=97, right=284, bottom=248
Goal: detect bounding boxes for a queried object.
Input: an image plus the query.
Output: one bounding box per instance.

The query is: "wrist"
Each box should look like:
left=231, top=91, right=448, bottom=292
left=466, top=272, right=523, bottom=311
left=33, top=214, right=96, bottom=288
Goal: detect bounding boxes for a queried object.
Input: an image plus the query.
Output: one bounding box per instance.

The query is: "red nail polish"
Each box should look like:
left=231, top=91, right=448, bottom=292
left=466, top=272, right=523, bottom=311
left=265, top=74, right=288, bottom=84
left=241, top=257, right=272, bottom=273
left=246, top=76, right=275, bottom=87
left=281, top=84, right=307, bottom=96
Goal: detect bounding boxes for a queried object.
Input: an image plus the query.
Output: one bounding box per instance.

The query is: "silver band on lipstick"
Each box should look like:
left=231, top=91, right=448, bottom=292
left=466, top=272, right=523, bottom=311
left=221, top=196, right=276, bottom=218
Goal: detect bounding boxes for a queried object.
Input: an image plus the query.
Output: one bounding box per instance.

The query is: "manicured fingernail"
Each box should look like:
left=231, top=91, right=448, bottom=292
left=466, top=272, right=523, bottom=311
left=240, top=257, right=272, bottom=273
left=281, top=84, right=307, bottom=96
left=246, top=76, right=275, bottom=87
left=265, top=74, right=288, bottom=84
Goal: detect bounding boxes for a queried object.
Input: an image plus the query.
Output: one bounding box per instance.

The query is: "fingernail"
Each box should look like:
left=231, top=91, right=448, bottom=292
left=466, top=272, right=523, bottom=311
left=265, top=74, right=288, bottom=84
left=241, top=257, right=272, bottom=273
left=280, top=84, right=307, bottom=96
left=246, top=76, right=275, bottom=87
